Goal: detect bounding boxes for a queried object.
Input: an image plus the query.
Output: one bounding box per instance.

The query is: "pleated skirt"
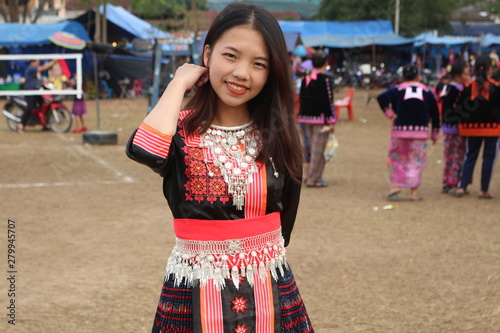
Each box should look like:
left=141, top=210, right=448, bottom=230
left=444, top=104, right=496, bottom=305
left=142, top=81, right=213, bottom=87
left=151, top=267, right=314, bottom=333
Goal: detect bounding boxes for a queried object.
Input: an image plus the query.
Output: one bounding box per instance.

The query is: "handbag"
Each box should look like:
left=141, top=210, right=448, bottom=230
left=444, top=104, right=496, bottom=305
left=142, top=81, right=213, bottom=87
left=324, top=133, right=339, bottom=162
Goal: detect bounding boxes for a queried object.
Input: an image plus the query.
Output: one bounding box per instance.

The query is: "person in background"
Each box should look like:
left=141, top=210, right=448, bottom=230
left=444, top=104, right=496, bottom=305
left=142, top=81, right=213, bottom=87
left=377, top=65, right=440, bottom=201
left=18, top=58, right=58, bottom=133
left=489, top=50, right=499, bottom=67
left=438, top=62, right=470, bottom=194
left=452, top=54, right=500, bottom=199
left=126, top=3, right=314, bottom=332
left=69, top=74, right=88, bottom=133
left=48, top=61, right=68, bottom=91
left=434, top=49, right=443, bottom=76
left=297, top=50, right=336, bottom=187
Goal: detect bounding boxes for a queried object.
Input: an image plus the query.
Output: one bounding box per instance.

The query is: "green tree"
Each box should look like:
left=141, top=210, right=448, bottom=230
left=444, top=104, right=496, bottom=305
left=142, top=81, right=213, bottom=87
left=317, top=0, right=471, bottom=36
left=131, top=0, right=186, bottom=19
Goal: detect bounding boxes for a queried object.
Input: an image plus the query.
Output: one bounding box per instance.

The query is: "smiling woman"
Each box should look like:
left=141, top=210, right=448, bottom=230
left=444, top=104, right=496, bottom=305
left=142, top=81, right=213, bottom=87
left=202, top=25, right=270, bottom=114
left=126, top=2, right=313, bottom=332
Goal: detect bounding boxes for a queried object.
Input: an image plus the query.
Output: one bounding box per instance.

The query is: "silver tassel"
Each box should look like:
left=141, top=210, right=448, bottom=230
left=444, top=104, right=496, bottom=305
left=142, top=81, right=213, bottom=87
left=231, top=266, right=240, bottom=289
left=246, top=264, right=254, bottom=286
left=258, top=262, right=267, bottom=281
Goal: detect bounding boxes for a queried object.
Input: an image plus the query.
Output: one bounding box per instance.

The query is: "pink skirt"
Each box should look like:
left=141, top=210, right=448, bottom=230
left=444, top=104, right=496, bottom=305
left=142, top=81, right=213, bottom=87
left=442, top=134, right=467, bottom=187
left=387, top=138, right=427, bottom=188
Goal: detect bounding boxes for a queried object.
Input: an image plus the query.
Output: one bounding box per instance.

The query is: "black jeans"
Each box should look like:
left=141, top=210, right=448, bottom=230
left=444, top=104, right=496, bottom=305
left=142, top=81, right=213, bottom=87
left=459, top=136, right=500, bottom=192
left=20, top=95, right=42, bottom=127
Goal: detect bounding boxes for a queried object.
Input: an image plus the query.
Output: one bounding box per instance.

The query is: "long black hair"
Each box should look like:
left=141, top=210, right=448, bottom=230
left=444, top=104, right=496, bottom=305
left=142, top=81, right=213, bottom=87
left=449, top=61, right=466, bottom=80
left=471, top=54, right=493, bottom=100
left=183, top=2, right=302, bottom=182
left=474, top=54, right=492, bottom=87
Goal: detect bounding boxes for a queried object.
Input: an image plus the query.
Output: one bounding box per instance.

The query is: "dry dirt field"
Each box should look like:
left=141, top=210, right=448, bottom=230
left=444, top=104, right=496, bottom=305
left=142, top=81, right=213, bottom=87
left=0, top=89, right=499, bottom=333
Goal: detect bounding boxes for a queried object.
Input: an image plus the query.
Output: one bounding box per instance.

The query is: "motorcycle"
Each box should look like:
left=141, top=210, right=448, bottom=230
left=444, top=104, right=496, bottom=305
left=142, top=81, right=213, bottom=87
left=2, top=82, right=73, bottom=133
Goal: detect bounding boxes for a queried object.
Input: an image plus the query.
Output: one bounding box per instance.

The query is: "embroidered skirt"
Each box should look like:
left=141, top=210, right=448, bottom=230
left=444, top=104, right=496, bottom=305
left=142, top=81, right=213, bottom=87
left=152, top=213, right=314, bottom=333
left=387, top=138, right=427, bottom=188
left=442, top=134, right=467, bottom=187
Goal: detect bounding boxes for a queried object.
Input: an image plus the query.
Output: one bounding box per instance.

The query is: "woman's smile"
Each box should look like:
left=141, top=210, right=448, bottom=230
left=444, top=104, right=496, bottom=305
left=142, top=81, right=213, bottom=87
left=226, top=81, right=249, bottom=95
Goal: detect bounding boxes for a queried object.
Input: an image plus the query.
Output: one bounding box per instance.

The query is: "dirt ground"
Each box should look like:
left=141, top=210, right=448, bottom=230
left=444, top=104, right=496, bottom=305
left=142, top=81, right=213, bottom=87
left=0, top=89, right=499, bottom=333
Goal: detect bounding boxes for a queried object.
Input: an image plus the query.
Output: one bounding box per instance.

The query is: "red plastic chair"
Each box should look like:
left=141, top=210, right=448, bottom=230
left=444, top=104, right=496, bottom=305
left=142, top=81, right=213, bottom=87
left=131, top=79, right=144, bottom=97
left=334, top=87, right=355, bottom=121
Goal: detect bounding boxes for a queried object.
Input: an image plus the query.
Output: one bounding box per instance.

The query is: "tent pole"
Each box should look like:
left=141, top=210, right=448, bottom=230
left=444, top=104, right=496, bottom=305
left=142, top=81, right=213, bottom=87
left=372, top=44, right=376, bottom=66
left=93, top=52, right=101, bottom=130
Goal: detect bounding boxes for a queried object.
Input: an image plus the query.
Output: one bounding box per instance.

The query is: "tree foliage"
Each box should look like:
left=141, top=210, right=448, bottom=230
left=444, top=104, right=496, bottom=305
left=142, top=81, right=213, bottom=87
left=317, top=0, right=483, bottom=36
left=131, top=0, right=206, bottom=19
left=0, top=0, right=50, bottom=23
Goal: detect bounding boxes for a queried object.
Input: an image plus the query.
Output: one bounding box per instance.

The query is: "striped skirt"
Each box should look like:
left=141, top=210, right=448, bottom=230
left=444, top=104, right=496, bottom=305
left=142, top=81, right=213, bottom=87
left=151, top=213, right=314, bottom=333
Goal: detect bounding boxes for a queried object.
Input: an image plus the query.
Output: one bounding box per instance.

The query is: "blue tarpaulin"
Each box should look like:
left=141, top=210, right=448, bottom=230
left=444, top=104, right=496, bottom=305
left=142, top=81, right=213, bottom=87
left=0, top=21, right=90, bottom=48
left=299, top=33, right=414, bottom=48
left=96, top=4, right=172, bottom=40
left=481, top=33, right=500, bottom=48
left=413, top=33, right=478, bottom=47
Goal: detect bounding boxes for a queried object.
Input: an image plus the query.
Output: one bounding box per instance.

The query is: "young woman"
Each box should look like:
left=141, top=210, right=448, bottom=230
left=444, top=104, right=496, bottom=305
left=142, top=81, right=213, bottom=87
left=453, top=54, right=500, bottom=199
left=377, top=65, right=440, bottom=201
left=126, top=3, right=313, bottom=332
left=438, top=62, right=470, bottom=193
left=297, top=50, right=336, bottom=188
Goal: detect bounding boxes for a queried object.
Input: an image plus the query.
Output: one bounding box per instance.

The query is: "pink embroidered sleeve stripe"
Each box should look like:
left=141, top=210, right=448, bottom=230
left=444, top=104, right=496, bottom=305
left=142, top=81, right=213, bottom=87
left=132, top=123, right=172, bottom=158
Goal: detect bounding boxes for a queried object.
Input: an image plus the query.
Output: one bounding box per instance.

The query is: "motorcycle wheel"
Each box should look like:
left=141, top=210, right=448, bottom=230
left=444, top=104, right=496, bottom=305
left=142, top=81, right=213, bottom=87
left=48, top=107, right=73, bottom=133
left=5, top=103, right=23, bottom=131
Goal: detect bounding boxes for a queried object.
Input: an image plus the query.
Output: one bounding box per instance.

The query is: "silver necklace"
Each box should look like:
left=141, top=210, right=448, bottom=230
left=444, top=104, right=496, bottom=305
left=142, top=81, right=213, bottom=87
left=199, top=121, right=262, bottom=210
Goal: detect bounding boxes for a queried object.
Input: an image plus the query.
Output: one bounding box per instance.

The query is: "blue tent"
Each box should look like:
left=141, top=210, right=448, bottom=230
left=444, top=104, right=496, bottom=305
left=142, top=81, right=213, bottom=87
left=278, top=20, right=413, bottom=47
left=74, top=4, right=172, bottom=42
left=98, top=4, right=172, bottom=40
left=0, top=21, right=90, bottom=48
left=0, top=21, right=93, bottom=76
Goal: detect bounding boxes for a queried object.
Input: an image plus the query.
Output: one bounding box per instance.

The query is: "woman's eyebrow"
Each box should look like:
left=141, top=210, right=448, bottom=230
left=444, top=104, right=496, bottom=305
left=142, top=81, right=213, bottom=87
left=223, top=46, right=269, bottom=62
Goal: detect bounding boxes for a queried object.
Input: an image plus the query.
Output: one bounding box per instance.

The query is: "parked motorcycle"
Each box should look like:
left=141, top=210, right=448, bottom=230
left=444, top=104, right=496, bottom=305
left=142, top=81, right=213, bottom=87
left=2, top=82, right=73, bottom=133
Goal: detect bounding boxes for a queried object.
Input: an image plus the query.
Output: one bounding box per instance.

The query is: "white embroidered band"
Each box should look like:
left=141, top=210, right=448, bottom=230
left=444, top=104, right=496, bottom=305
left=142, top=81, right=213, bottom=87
left=165, top=227, right=288, bottom=290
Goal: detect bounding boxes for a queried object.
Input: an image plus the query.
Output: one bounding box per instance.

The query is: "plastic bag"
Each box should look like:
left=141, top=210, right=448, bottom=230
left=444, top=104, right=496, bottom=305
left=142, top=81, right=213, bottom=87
left=324, top=134, right=339, bottom=162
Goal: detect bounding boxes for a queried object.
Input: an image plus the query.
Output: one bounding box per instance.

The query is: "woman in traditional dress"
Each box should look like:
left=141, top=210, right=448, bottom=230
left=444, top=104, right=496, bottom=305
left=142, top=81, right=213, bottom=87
left=126, top=3, right=313, bottom=332
left=438, top=61, right=470, bottom=193
left=297, top=50, right=336, bottom=188
left=452, top=54, right=500, bottom=199
left=377, top=65, right=440, bottom=201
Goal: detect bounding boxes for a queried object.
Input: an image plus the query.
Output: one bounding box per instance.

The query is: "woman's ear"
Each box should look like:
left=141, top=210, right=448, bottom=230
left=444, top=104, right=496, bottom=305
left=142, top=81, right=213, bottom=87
left=203, top=45, right=211, bottom=67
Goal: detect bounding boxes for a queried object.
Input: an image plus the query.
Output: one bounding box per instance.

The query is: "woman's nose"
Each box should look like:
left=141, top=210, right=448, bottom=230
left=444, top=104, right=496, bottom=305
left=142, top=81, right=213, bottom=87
left=232, top=64, right=250, bottom=80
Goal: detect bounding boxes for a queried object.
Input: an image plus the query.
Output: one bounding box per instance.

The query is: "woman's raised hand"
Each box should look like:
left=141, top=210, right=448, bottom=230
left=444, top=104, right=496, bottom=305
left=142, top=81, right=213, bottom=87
left=172, top=63, right=209, bottom=93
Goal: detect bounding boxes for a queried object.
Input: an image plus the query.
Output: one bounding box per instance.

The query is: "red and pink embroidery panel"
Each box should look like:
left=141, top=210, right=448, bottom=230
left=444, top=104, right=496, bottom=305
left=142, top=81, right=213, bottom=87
left=133, top=120, right=268, bottom=219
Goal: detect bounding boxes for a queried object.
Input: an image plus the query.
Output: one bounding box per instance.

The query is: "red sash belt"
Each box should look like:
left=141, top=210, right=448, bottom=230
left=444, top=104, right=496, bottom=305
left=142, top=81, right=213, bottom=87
left=174, top=212, right=281, bottom=240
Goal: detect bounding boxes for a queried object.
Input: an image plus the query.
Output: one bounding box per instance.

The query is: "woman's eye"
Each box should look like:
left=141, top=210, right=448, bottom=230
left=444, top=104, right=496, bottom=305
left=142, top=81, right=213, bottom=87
left=224, top=53, right=236, bottom=59
left=255, top=62, right=267, bottom=69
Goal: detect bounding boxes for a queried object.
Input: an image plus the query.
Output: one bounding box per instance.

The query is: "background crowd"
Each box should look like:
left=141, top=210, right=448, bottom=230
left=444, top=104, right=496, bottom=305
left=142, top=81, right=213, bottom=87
left=294, top=49, right=500, bottom=201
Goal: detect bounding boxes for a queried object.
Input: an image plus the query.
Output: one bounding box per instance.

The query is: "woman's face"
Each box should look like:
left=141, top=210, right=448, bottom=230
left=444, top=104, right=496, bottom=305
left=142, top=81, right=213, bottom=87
left=203, top=25, right=270, bottom=113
